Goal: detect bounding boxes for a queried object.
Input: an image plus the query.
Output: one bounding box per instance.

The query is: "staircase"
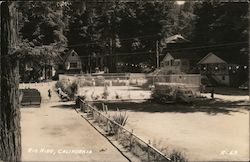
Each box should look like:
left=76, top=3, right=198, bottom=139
left=20, top=89, right=41, bottom=106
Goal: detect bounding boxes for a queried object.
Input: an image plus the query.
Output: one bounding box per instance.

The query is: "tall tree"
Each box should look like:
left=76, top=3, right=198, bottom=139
left=0, top=2, right=21, bottom=161
left=17, top=1, right=69, bottom=81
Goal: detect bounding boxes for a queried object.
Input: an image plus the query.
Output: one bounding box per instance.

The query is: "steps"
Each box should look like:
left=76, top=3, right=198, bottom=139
left=20, top=89, right=41, bottom=106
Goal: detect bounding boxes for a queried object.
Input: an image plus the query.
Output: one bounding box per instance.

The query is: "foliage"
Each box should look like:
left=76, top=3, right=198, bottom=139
left=55, top=80, right=78, bottom=100
left=102, top=86, right=109, bottom=99
left=16, top=1, right=249, bottom=75
left=64, top=1, right=197, bottom=73
left=169, top=149, right=188, bottom=162
left=109, top=109, right=128, bottom=135
left=151, top=86, right=177, bottom=103
left=192, top=1, right=248, bottom=65
left=17, top=1, right=69, bottom=80
left=152, top=140, right=188, bottom=162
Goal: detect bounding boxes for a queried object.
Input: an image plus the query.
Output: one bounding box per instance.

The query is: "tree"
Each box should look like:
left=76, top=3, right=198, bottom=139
left=0, top=2, right=21, bottom=161
left=17, top=1, right=69, bottom=81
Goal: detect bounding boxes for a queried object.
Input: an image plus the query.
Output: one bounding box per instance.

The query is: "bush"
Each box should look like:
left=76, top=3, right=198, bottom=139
left=151, top=87, right=176, bottom=103
left=75, top=95, right=86, bottom=108
left=56, top=80, right=78, bottom=100
left=102, top=86, right=109, bottom=99
left=64, top=81, right=78, bottom=100
left=169, top=149, right=188, bottom=162
left=109, top=109, right=128, bottom=135
left=95, top=76, right=105, bottom=86
left=112, top=80, right=126, bottom=86
left=152, top=140, right=188, bottom=162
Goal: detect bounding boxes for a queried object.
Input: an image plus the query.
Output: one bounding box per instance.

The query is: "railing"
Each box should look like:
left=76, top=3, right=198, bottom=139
left=79, top=99, right=172, bottom=162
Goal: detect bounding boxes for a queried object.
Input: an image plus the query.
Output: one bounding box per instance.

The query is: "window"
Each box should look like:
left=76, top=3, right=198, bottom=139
left=70, top=62, right=78, bottom=68
left=170, top=60, right=174, bottom=66
left=166, top=61, right=170, bottom=66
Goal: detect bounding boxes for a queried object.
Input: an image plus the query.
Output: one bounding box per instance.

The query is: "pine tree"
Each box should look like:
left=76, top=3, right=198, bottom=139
left=0, top=2, right=22, bottom=161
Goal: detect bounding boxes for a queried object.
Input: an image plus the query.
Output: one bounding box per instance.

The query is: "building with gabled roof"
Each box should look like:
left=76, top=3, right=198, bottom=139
left=60, top=49, right=82, bottom=74
left=160, top=52, right=204, bottom=74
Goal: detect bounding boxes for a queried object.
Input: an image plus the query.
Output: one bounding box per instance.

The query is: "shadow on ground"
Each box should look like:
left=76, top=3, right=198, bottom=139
left=51, top=103, right=76, bottom=109
left=94, top=99, right=249, bottom=115
left=213, top=87, right=248, bottom=96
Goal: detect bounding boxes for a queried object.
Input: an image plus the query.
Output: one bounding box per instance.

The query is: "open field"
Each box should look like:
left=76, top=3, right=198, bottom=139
left=91, top=85, right=250, bottom=161
left=95, top=101, right=249, bottom=161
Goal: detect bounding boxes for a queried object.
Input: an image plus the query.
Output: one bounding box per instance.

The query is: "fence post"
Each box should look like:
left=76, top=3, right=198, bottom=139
left=98, top=112, right=100, bottom=125
left=130, top=129, right=133, bottom=151
left=106, top=118, right=109, bottom=133
left=82, top=102, right=86, bottom=113
left=148, top=140, right=151, bottom=162
left=116, top=126, right=119, bottom=139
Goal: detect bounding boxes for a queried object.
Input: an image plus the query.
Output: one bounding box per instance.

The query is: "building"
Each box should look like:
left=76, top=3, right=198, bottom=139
left=160, top=52, right=203, bottom=74
left=197, top=52, right=230, bottom=86
left=197, top=52, right=247, bottom=86
left=62, top=49, right=82, bottom=74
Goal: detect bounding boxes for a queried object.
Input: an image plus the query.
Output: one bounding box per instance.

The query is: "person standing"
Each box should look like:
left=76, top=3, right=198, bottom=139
left=48, top=89, right=51, bottom=100
left=211, top=87, right=214, bottom=99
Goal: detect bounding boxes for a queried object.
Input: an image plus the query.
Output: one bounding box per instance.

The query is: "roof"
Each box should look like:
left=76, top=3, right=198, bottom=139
left=161, top=52, right=205, bottom=62
left=163, top=34, right=190, bottom=44
left=62, top=49, right=78, bottom=62
left=197, top=52, right=227, bottom=64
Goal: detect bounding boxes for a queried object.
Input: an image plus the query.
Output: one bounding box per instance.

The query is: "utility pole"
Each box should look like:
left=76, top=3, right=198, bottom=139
left=110, top=37, right=113, bottom=72
left=156, top=40, right=159, bottom=69
left=248, top=2, right=250, bottom=102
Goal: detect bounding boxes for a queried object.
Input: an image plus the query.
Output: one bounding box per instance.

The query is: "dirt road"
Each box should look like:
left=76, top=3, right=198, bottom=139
left=20, top=82, right=128, bottom=162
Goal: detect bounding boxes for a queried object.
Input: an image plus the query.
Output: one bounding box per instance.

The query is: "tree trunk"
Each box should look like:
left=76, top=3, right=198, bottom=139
left=0, top=2, right=21, bottom=162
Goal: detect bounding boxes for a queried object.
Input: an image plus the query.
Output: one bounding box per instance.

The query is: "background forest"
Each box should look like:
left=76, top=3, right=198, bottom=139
left=17, top=1, right=248, bottom=73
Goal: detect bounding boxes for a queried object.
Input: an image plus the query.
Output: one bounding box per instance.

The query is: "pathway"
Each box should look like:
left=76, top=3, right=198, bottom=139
left=20, top=82, right=128, bottom=162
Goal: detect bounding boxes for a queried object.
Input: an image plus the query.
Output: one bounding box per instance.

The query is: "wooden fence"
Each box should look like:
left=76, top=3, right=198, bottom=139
left=79, top=99, right=174, bottom=162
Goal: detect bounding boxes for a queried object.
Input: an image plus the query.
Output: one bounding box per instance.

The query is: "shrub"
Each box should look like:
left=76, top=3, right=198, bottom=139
left=56, top=80, right=78, bottom=100
left=152, top=140, right=188, bottom=162
left=169, top=149, right=188, bottom=162
left=95, top=76, right=105, bottom=86
left=112, top=80, right=126, bottom=86
left=65, top=81, right=78, bottom=99
left=109, top=109, right=128, bottom=135
left=151, top=88, right=176, bottom=103
left=55, top=80, right=67, bottom=92
left=102, top=86, right=109, bottom=99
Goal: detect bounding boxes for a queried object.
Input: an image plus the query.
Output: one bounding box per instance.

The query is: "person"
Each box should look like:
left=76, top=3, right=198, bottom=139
left=211, top=87, right=214, bottom=99
left=48, top=89, right=51, bottom=100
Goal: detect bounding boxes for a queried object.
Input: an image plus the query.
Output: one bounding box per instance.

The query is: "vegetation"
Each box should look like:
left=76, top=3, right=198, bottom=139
left=152, top=140, right=188, bottom=162
left=109, top=109, right=128, bottom=135
left=55, top=80, right=78, bottom=100
left=151, top=86, right=177, bottom=103
left=1, top=1, right=249, bottom=161
left=15, top=1, right=248, bottom=74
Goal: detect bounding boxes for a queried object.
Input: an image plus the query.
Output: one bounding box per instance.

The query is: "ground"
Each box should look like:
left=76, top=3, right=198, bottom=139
left=21, top=82, right=249, bottom=161
left=20, top=82, right=128, bottom=162
left=90, top=86, right=250, bottom=161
